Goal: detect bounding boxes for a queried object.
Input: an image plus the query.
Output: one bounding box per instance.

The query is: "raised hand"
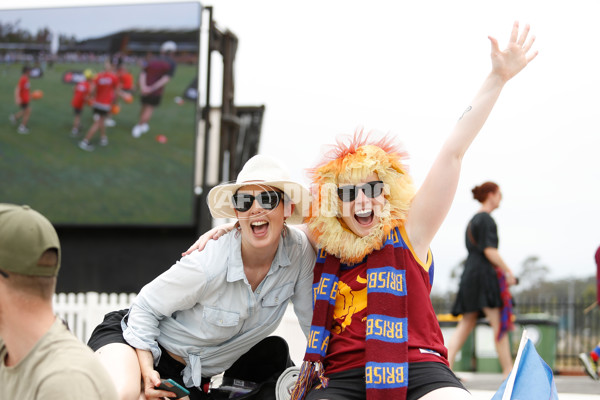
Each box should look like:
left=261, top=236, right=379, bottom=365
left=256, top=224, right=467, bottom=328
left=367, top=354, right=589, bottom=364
left=405, top=22, right=539, bottom=262
left=489, top=21, right=538, bottom=82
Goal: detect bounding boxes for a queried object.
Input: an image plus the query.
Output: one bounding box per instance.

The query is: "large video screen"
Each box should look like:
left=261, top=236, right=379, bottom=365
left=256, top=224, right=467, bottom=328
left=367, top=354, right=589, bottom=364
left=0, top=2, right=201, bottom=226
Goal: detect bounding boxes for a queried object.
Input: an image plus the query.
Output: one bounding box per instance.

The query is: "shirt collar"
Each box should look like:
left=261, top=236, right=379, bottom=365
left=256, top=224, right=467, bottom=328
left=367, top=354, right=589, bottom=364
left=226, top=229, right=291, bottom=282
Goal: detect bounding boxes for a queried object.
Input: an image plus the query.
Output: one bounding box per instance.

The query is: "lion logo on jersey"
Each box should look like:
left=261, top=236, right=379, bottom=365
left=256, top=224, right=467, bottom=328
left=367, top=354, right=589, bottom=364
left=332, top=273, right=368, bottom=334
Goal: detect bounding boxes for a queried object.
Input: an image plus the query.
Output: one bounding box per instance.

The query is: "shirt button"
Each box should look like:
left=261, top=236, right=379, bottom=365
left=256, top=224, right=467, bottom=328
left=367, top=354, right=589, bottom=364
left=219, top=320, right=223, bottom=323
left=256, top=290, right=261, bottom=294
left=275, top=297, right=279, bottom=302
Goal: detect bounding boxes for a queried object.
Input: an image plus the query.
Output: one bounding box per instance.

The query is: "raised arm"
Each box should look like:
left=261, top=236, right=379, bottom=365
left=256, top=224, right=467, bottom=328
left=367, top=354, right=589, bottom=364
left=406, top=22, right=538, bottom=260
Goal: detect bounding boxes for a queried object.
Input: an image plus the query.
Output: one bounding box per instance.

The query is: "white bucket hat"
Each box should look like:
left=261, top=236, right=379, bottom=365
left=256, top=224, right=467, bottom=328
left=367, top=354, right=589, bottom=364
left=207, top=155, right=310, bottom=225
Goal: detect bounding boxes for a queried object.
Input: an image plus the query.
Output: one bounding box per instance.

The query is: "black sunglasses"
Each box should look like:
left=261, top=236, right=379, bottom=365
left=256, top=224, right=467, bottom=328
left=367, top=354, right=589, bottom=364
left=337, top=181, right=385, bottom=202
left=232, top=191, right=284, bottom=213
left=0, top=269, right=8, bottom=279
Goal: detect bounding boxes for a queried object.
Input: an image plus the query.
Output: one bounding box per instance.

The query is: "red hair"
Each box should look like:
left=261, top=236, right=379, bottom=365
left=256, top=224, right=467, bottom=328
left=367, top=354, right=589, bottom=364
left=472, top=181, right=499, bottom=203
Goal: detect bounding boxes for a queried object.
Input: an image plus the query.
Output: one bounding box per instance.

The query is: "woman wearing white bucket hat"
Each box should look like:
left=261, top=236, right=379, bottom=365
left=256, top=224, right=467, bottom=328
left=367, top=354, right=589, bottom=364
left=87, top=154, right=315, bottom=400
left=207, top=154, right=310, bottom=225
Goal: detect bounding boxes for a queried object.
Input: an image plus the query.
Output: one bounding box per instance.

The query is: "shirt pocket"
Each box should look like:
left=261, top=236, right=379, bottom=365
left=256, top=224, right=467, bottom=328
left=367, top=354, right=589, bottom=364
left=200, top=306, right=242, bottom=343
left=261, top=282, right=294, bottom=307
left=203, top=306, right=240, bottom=327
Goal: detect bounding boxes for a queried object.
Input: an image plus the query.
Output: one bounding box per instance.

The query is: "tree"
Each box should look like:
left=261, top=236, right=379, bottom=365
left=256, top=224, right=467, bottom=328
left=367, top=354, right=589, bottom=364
left=515, top=255, right=550, bottom=292
left=519, top=277, right=596, bottom=301
left=0, top=20, right=35, bottom=43
left=35, top=27, right=51, bottom=43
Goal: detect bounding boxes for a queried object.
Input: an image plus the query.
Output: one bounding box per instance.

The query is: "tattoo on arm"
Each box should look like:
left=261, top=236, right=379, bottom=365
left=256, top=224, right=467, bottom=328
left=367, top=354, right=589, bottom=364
left=459, top=106, right=472, bottom=120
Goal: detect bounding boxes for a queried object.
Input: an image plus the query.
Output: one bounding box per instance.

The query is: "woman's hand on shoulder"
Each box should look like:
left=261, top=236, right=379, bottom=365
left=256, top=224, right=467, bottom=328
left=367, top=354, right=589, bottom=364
left=181, top=222, right=236, bottom=256
left=296, top=223, right=318, bottom=253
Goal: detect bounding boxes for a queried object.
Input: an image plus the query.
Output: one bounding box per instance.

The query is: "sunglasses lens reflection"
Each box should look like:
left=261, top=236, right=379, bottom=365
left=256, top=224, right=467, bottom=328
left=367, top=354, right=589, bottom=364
left=232, top=194, right=253, bottom=212
left=364, top=181, right=384, bottom=198
left=337, top=186, right=357, bottom=202
left=232, top=191, right=283, bottom=212
left=258, top=192, right=281, bottom=209
left=337, top=181, right=384, bottom=202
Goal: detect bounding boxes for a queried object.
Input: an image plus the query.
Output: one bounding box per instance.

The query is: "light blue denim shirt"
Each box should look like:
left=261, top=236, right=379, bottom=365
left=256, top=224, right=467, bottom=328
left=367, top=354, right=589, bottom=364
left=122, top=226, right=315, bottom=388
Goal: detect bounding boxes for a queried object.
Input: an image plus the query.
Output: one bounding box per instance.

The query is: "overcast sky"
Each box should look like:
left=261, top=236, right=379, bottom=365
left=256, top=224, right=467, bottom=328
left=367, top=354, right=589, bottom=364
left=6, top=0, right=600, bottom=293
left=0, top=2, right=200, bottom=40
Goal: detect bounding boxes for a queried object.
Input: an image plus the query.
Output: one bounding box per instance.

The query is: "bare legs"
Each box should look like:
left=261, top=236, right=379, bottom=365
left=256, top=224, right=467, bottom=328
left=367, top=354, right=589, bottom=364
left=83, top=116, right=107, bottom=143
left=95, top=343, right=146, bottom=400
left=12, top=107, right=31, bottom=133
left=447, top=308, right=512, bottom=378
left=482, top=307, right=512, bottom=377
left=14, top=107, right=31, bottom=127
left=79, top=114, right=109, bottom=150
left=138, top=104, right=154, bottom=126
left=72, top=114, right=81, bottom=133
left=132, top=104, right=154, bottom=137
left=447, top=311, right=478, bottom=370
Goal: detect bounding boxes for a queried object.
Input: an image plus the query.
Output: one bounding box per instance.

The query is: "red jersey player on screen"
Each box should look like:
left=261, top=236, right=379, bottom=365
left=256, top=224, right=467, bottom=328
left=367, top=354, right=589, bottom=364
left=10, top=66, right=32, bottom=134
left=70, top=69, right=94, bottom=136
left=78, top=58, right=126, bottom=152
left=104, top=56, right=135, bottom=128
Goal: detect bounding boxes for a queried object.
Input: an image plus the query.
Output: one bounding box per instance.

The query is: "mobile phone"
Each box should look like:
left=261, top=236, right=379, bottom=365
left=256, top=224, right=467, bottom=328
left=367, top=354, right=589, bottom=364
left=155, top=378, right=190, bottom=399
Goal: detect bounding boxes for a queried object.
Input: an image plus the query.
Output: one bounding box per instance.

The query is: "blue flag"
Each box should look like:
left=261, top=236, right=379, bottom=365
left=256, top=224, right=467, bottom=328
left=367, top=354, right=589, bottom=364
left=492, top=335, right=558, bottom=400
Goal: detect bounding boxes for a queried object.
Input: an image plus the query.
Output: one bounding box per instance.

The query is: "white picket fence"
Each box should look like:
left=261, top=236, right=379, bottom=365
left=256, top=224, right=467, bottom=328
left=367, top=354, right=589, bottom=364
left=52, top=292, right=137, bottom=344
left=52, top=292, right=307, bottom=364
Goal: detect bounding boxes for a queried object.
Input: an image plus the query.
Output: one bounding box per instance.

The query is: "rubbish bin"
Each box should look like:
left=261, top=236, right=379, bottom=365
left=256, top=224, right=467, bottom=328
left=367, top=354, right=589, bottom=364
left=438, top=314, right=475, bottom=372
left=514, top=313, right=559, bottom=371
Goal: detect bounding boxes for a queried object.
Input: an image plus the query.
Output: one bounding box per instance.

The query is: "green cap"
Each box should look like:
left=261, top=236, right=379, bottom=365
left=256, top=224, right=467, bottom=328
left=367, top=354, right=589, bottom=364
left=0, top=204, right=60, bottom=277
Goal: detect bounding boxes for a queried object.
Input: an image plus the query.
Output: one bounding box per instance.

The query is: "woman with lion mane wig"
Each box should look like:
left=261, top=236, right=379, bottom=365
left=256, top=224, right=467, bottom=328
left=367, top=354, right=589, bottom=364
left=293, top=22, right=537, bottom=400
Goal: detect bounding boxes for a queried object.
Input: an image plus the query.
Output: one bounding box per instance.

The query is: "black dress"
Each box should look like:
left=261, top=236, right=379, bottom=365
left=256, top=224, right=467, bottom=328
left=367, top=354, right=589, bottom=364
left=451, top=212, right=502, bottom=316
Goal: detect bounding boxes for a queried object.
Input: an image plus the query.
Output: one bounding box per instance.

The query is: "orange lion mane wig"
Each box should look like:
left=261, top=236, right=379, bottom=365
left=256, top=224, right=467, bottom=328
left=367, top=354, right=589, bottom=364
left=307, top=129, right=416, bottom=264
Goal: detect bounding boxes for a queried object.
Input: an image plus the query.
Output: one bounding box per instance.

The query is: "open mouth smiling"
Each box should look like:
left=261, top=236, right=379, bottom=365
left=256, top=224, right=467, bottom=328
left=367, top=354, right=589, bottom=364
left=354, top=209, right=374, bottom=225
left=250, top=220, right=269, bottom=235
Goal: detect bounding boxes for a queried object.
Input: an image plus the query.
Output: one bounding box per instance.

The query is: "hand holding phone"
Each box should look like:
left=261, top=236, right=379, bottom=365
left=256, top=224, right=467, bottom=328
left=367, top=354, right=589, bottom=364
left=155, top=378, right=190, bottom=399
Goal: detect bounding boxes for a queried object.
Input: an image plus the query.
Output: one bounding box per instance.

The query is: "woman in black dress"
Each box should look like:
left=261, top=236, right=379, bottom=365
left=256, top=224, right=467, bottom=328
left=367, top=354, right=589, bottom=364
left=447, top=182, right=517, bottom=377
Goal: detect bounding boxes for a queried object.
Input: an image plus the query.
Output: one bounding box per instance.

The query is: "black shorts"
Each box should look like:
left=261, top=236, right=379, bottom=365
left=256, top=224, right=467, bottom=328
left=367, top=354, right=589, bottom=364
left=20, top=102, right=29, bottom=109
left=87, top=309, right=129, bottom=350
left=93, top=107, right=109, bottom=117
left=305, top=362, right=468, bottom=400
left=141, top=94, right=162, bottom=106
left=87, top=309, right=209, bottom=399
left=87, top=310, right=293, bottom=400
